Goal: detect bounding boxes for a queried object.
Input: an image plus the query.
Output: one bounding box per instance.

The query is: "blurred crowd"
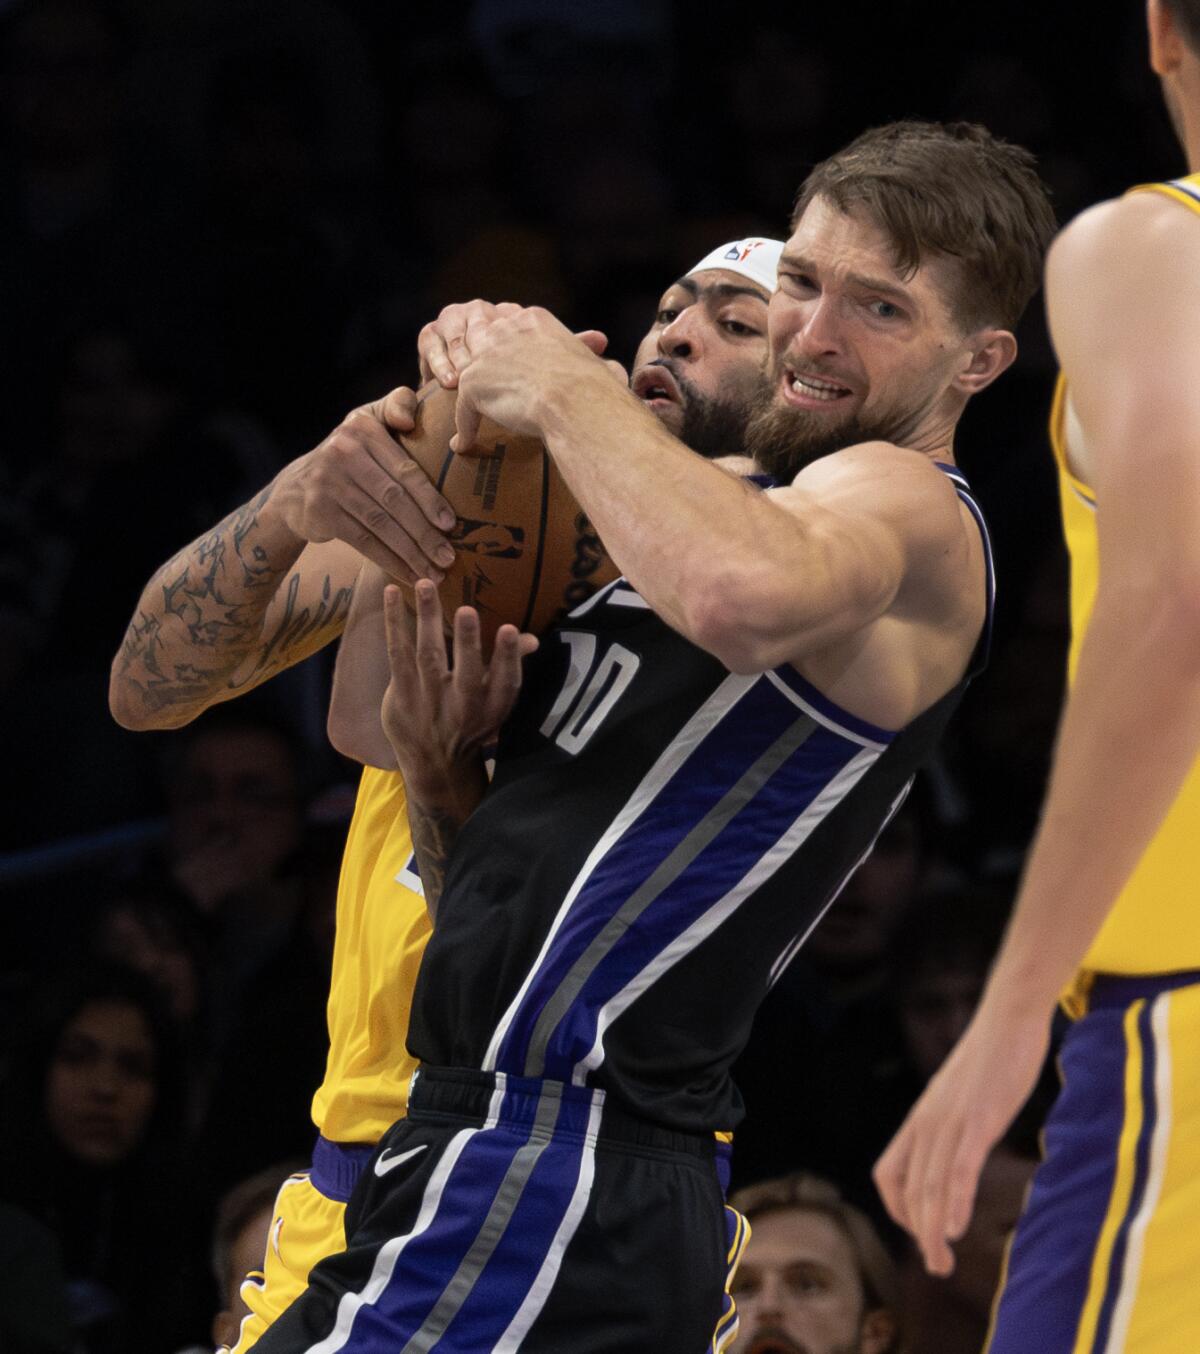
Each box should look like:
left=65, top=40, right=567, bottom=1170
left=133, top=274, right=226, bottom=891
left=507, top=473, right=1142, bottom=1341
left=0, top=0, right=1180, bottom=1349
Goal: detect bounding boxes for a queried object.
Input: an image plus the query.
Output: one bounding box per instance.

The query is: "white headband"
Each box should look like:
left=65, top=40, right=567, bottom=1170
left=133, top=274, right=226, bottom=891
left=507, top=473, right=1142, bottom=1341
left=687, top=237, right=784, bottom=294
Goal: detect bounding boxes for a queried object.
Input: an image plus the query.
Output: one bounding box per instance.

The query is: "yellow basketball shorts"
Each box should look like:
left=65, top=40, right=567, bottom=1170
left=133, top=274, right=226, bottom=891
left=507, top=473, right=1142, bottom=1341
left=987, top=970, right=1200, bottom=1353
left=229, top=1139, right=375, bottom=1354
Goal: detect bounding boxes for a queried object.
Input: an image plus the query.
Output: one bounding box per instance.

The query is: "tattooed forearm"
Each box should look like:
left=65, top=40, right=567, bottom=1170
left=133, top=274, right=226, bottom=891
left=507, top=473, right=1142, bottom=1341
left=407, top=799, right=460, bottom=923
left=111, top=483, right=355, bottom=728
left=242, top=572, right=355, bottom=689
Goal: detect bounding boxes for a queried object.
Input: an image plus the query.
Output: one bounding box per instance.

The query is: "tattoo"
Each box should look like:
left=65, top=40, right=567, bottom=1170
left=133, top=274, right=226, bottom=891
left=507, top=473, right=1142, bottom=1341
left=407, top=800, right=460, bottom=922
left=113, top=484, right=351, bottom=719
left=239, top=572, right=354, bottom=691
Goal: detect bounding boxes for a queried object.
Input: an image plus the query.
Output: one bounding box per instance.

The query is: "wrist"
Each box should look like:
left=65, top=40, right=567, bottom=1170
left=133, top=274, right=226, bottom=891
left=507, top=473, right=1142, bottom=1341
left=537, top=364, right=614, bottom=448
left=261, top=461, right=315, bottom=550
left=976, top=964, right=1060, bottom=1032
left=395, top=749, right=485, bottom=821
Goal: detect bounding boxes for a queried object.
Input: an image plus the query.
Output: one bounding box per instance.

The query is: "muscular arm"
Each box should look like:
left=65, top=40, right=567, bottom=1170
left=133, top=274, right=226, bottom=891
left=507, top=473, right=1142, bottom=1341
left=451, top=311, right=966, bottom=677
left=875, top=192, right=1200, bottom=1274
left=110, top=388, right=454, bottom=731
left=110, top=490, right=358, bottom=730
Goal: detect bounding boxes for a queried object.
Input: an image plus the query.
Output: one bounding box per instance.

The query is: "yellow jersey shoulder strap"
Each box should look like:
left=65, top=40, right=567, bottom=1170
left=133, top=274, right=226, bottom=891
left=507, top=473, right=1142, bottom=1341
left=1127, top=173, right=1200, bottom=216
left=1049, top=373, right=1096, bottom=508
left=1050, top=177, right=1200, bottom=503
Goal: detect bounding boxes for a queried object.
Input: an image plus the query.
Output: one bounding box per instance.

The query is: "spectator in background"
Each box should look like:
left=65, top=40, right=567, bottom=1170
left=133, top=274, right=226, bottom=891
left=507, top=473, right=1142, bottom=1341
left=195, top=821, right=341, bottom=1195
left=0, top=317, right=274, bottom=849
left=0, top=964, right=207, bottom=1351
left=161, top=707, right=305, bottom=920
left=728, top=1172, right=901, bottom=1354
left=149, top=706, right=335, bottom=1146
left=90, top=882, right=208, bottom=1031
left=204, top=1161, right=306, bottom=1354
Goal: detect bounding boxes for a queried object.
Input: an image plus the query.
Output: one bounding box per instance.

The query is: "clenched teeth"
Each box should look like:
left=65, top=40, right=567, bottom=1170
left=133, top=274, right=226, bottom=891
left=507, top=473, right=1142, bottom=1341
left=791, top=374, right=849, bottom=401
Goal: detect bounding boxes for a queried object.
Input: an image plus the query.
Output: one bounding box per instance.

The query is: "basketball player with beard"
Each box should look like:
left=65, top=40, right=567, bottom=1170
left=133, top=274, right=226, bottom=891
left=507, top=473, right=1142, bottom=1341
left=251, top=121, right=1053, bottom=1354
left=110, top=240, right=783, bottom=1352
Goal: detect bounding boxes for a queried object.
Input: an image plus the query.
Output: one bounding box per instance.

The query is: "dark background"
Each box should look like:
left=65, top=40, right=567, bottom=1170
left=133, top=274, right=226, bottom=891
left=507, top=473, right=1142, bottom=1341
left=0, top=0, right=1180, bottom=855
left=0, top=1, right=1182, bottom=1349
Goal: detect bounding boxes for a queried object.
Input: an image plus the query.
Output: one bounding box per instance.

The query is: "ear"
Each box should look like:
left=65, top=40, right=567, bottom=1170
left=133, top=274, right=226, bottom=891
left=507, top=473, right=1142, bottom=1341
left=953, top=328, right=1018, bottom=396
left=861, top=1306, right=898, bottom=1354
left=1148, top=0, right=1184, bottom=76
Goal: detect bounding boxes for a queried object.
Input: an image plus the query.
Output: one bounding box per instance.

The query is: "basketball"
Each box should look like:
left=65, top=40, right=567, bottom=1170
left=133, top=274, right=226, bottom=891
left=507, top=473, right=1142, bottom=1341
left=398, top=382, right=619, bottom=648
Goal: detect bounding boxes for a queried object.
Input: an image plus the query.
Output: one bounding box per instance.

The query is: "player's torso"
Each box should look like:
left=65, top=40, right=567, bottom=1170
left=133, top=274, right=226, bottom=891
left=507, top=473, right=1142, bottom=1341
left=311, top=766, right=431, bottom=1143
left=409, top=569, right=975, bottom=1132
left=1053, top=175, right=1200, bottom=976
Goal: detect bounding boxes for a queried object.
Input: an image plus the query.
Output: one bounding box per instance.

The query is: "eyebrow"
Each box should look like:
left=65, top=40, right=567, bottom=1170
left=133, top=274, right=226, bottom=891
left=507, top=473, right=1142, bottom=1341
left=778, top=253, right=913, bottom=305
left=670, top=278, right=770, bottom=304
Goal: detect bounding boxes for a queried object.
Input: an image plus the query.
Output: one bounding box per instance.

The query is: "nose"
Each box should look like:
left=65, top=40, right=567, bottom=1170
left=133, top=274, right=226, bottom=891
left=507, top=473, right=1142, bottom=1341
left=781, top=291, right=843, bottom=363
left=750, top=1271, right=784, bottom=1321
left=657, top=306, right=705, bottom=362
left=87, top=1057, right=122, bottom=1102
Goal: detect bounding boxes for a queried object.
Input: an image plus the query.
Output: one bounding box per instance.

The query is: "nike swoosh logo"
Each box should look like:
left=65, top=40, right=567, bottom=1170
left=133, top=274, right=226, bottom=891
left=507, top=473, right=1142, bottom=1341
left=374, top=1143, right=429, bottom=1178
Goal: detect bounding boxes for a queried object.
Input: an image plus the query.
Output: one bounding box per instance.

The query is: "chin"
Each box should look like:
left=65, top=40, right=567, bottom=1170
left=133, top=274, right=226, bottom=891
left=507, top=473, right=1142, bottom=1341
left=646, top=401, right=683, bottom=434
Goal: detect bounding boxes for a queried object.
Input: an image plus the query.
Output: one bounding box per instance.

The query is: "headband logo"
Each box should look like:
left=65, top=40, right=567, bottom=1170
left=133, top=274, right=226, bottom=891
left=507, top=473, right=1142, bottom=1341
left=724, top=239, right=766, bottom=262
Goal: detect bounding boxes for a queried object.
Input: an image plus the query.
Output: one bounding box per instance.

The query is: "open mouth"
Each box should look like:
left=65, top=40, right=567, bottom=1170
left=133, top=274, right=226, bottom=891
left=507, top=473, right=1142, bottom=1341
left=632, top=364, right=683, bottom=406
left=747, top=1334, right=803, bottom=1354
left=782, top=366, right=854, bottom=408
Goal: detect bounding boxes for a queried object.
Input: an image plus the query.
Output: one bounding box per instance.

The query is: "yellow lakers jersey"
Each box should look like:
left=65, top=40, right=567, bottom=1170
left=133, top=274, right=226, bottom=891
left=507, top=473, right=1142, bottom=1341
left=1051, top=172, right=1200, bottom=975
left=310, top=766, right=431, bottom=1142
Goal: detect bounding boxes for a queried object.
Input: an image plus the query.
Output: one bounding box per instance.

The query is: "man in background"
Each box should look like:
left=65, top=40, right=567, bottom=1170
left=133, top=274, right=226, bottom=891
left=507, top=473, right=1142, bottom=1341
left=729, top=1172, right=900, bottom=1354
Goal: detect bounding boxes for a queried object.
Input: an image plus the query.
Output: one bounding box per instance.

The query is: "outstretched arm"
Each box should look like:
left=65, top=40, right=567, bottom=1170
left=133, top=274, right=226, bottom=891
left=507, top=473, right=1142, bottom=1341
left=380, top=582, right=535, bottom=920
left=110, top=388, right=452, bottom=730
left=875, top=191, right=1200, bottom=1275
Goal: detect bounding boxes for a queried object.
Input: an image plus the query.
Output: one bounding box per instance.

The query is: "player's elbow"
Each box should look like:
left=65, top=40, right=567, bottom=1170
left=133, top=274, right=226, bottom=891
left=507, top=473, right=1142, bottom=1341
left=108, top=661, right=198, bottom=731
left=326, top=702, right=397, bottom=770
left=688, top=570, right=798, bottom=674
left=326, top=700, right=365, bottom=762
left=108, top=668, right=156, bottom=730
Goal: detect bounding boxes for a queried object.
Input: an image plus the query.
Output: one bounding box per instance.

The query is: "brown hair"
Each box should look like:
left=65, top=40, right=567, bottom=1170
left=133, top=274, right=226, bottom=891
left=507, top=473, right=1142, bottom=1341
left=793, top=120, right=1056, bottom=331
left=730, top=1171, right=901, bottom=1323
left=211, top=1159, right=305, bottom=1301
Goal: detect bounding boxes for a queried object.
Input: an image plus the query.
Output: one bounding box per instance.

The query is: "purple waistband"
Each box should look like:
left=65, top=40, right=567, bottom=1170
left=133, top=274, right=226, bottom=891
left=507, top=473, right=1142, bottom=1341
left=1087, top=968, right=1200, bottom=1010
left=311, top=1135, right=376, bottom=1203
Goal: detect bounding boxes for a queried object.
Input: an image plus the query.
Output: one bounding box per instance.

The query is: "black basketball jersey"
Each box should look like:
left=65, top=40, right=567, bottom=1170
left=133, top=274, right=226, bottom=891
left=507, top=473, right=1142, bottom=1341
left=407, top=465, right=994, bottom=1133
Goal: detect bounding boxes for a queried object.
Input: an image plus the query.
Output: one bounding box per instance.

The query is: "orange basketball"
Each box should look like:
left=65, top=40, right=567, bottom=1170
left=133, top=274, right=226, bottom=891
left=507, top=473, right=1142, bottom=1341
left=398, top=382, right=619, bottom=648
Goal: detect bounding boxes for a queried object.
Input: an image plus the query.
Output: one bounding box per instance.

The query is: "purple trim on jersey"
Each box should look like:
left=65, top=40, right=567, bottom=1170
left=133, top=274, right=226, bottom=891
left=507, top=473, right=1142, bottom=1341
left=986, top=1006, right=1129, bottom=1352
left=533, top=726, right=866, bottom=1079
left=492, top=678, right=865, bottom=1078
left=771, top=665, right=897, bottom=743
left=344, top=1083, right=596, bottom=1351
